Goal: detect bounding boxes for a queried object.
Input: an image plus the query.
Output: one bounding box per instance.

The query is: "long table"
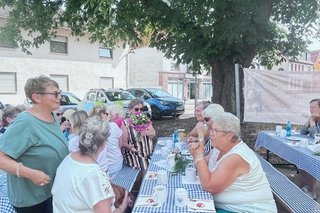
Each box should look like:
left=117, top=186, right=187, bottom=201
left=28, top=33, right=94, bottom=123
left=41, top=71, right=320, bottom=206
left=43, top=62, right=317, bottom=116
left=132, top=137, right=215, bottom=213
left=254, top=131, right=320, bottom=180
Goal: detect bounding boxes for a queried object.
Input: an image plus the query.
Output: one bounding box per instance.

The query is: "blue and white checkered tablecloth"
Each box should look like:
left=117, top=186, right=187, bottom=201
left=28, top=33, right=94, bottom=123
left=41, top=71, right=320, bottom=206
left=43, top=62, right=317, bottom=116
left=0, top=175, right=16, bottom=213
left=133, top=187, right=213, bottom=213
left=255, top=131, right=320, bottom=180
left=132, top=138, right=214, bottom=213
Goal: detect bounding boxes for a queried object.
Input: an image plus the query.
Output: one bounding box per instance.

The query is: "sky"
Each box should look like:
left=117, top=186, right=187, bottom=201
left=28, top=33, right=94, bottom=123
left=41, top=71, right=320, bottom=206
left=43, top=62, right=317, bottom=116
left=308, top=38, right=320, bottom=51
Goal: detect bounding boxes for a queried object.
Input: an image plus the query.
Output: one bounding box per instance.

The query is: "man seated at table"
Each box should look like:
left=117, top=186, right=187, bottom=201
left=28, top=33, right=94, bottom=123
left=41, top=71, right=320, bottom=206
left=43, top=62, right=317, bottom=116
left=298, top=98, right=320, bottom=199
left=189, top=112, right=276, bottom=212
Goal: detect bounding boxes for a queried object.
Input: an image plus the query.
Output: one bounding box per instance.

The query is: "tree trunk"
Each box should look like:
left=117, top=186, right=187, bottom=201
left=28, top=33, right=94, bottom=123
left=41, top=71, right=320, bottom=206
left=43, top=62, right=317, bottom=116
left=210, top=60, right=237, bottom=114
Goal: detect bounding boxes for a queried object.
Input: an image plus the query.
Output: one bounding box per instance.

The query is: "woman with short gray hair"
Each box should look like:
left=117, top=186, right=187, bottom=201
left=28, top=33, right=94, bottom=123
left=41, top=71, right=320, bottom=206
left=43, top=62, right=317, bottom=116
left=189, top=112, right=276, bottom=212
left=52, top=116, right=129, bottom=213
left=0, top=76, right=68, bottom=213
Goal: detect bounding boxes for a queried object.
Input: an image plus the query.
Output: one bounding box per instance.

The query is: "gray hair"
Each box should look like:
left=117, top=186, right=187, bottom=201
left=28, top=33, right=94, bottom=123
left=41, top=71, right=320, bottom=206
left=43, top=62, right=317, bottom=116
left=108, top=104, right=125, bottom=117
left=70, top=110, right=89, bottom=135
left=128, top=99, right=144, bottom=110
left=78, top=116, right=110, bottom=155
left=214, top=112, right=241, bottom=140
left=197, top=100, right=211, bottom=110
left=202, top=103, right=224, bottom=121
left=24, top=76, right=59, bottom=104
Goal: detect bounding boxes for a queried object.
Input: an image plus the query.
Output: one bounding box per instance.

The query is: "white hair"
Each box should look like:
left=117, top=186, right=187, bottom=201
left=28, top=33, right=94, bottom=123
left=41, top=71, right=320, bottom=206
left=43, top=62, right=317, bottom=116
left=202, top=103, right=224, bottom=121
left=214, top=112, right=241, bottom=139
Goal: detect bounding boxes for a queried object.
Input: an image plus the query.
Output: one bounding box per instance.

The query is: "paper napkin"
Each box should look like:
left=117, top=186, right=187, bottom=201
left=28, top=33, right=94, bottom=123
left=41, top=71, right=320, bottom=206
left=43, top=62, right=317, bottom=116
left=188, top=199, right=216, bottom=212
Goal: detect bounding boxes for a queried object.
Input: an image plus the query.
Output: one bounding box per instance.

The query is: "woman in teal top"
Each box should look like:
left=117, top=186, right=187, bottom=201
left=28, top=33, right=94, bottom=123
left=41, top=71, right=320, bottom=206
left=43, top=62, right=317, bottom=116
left=0, top=76, right=68, bottom=213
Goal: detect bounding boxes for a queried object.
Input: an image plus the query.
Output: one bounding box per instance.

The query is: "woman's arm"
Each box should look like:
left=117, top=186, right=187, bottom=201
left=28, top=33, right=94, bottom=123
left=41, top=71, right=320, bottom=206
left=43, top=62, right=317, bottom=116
left=0, top=151, right=51, bottom=186
left=141, top=124, right=156, bottom=137
left=94, top=191, right=129, bottom=213
left=196, top=154, right=249, bottom=194
left=120, top=123, right=138, bottom=152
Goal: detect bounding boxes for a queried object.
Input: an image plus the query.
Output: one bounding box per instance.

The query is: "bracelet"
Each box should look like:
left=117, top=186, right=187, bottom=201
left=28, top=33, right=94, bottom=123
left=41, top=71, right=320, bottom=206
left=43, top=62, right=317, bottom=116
left=198, top=138, right=204, bottom=142
left=117, top=206, right=124, bottom=213
left=16, top=162, right=23, bottom=177
left=194, top=157, right=204, bottom=165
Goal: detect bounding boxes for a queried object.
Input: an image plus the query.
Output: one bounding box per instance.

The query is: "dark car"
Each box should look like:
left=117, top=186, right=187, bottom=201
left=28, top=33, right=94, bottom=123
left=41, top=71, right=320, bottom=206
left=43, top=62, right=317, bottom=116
left=60, top=91, right=81, bottom=113
left=126, top=88, right=185, bottom=119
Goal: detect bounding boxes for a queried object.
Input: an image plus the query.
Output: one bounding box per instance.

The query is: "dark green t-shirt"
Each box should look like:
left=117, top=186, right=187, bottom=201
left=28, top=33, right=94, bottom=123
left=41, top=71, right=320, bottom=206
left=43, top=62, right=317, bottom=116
left=0, top=111, right=68, bottom=207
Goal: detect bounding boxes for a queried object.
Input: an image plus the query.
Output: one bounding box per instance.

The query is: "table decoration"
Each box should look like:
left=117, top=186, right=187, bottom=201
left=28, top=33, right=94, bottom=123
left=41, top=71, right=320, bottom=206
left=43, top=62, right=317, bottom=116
left=173, top=152, right=192, bottom=175
left=128, top=112, right=152, bottom=132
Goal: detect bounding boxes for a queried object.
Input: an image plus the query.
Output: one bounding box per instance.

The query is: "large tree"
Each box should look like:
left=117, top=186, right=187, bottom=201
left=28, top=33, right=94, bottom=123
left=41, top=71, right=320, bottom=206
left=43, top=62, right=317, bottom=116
left=1, top=0, right=319, bottom=115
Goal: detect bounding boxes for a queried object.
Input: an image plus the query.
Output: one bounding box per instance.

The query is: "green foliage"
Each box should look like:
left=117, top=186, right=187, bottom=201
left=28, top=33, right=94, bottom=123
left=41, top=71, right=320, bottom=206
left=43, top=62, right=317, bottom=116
left=172, top=153, right=192, bottom=175
left=1, top=0, right=319, bottom=112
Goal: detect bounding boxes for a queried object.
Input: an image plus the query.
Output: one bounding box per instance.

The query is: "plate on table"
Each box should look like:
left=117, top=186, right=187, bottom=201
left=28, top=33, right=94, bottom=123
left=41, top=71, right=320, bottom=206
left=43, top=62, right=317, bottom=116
left=135, top=196, right=160, bottom=207
left=188, top=199, right=216, bottom=212
left=157, top=140, right=167, bottom=146
left=145, top=172, right=158, bottom=179
left=285, top=136, right=301, bottom=142
left=307, top=144, right=320, bottom=153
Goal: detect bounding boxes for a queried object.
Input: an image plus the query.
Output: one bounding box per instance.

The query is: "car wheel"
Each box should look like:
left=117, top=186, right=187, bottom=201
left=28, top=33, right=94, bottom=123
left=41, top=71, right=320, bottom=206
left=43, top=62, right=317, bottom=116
left=151, top=106, right=161, bottom=120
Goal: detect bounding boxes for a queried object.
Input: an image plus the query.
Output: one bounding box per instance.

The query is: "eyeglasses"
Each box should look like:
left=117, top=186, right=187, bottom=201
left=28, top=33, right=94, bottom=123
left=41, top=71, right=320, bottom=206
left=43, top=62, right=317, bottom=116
left=37, top=90, right=61, bottom=98
left=134, top=107, right=143, bottom=112
left=56, top=113, right=62, bottom=116
left=204, top=117, right=211, bottom=122
left=210, top=128, right=228, bottom=134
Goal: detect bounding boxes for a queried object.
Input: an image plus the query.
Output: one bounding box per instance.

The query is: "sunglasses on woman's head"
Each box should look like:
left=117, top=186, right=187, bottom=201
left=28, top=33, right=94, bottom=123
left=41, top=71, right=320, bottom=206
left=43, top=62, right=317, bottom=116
left=56, top=113, right=62, bottom=116
left=134, top=107, right=143, bottom=112
left=204, top=117, right=211, bottom=122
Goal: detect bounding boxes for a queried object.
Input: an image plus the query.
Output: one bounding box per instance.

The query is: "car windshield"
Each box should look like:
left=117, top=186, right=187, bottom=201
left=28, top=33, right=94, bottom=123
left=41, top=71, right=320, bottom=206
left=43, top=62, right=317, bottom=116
left=61, top=93, right=81, bottom=105
left=105, top=91, right=135, bottom=101
left=147, top=88, right=172, bottom=98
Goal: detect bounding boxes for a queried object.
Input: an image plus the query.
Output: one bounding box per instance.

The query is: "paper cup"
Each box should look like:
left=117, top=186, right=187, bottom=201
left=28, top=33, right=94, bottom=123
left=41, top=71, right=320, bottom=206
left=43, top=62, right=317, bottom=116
left=276, top=125, right=282, bottom=136
left=157, top=170, right=168, bottom=185
left=153, top=185, right=167, bottom=204
left=185, top=167, right=196, bottom=182
left=175, top=188, right=188, bottom=207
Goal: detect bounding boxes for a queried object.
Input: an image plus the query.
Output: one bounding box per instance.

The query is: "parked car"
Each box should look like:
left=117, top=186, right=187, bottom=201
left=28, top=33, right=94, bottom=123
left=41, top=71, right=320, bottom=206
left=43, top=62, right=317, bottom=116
left=0, top=101, right=5, bottom=110
left=60, top=91, right=81, bottom=113
left=23, top=91, right=81, bottom=113
left=79, top=88, right=152, bottom=117
left=126, top=88, right=185, bottom=119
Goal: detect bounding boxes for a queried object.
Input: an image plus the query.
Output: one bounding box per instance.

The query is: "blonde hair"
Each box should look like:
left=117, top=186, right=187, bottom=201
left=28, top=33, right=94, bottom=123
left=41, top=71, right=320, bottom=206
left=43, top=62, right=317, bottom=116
left=70, top=110, right=88, bottom=135
left=88, top=105, right=107, bottom=118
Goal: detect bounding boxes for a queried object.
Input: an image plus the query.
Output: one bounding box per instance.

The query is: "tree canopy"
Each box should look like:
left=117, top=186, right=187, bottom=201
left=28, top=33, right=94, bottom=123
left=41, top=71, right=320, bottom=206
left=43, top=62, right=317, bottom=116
left=1, top=0, right=319, bottom=114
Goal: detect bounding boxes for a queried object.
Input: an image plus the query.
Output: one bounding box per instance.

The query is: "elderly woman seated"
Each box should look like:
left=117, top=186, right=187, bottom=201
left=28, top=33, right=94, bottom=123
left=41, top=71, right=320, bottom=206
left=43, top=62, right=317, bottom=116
left=189, top=112, right=276, bottom=212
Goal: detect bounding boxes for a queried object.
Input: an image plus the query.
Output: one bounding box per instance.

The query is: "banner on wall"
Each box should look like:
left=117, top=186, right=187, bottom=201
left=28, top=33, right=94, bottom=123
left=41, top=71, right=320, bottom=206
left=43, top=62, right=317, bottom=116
left=243, top=68, right=320, bottom=124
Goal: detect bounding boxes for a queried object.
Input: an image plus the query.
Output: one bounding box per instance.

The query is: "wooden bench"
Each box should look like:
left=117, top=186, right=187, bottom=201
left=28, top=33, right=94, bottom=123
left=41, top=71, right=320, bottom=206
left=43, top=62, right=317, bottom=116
left=256, top=153, right=320, bottom=213
left=110, top=165, right=140, bottom=192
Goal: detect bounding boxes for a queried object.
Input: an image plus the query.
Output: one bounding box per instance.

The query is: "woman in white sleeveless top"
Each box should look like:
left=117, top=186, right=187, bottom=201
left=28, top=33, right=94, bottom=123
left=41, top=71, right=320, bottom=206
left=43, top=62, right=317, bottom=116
left=189, top=112, right=276, bottom=213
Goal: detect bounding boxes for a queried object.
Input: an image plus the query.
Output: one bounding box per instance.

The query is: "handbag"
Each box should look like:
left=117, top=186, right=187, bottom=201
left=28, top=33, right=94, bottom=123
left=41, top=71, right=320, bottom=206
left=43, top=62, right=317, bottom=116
left=111, top=183, right=126, bottom=208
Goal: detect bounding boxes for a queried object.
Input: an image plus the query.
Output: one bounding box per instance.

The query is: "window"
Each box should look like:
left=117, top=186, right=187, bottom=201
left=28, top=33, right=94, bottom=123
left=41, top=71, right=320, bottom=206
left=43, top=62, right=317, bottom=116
left=0, top=37, right=15, bottom=49
left=168, top=78, right=183, bottom=99
left=99, top=47, right=112, bottom=58
left=50, top=36, right=68, bottom=54
left=99, top=77, right=113, bottom=88
left=50, top=75, right=69, bottom=91
left=0, top=72, right=17, bottom=93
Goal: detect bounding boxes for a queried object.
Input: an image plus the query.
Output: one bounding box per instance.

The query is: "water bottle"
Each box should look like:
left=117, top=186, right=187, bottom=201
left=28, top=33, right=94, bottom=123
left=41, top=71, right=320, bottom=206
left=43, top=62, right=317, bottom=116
left=173, top=127, right=179, bottom=144
left=286, top=121, right=292, bottom=137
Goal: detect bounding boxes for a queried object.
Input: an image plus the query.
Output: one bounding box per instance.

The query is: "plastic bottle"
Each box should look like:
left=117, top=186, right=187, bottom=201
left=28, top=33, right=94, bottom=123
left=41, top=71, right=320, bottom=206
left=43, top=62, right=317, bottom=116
left=173, top=127, right=180, bottom=144
left=286, top=121, right=292, bottom=137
